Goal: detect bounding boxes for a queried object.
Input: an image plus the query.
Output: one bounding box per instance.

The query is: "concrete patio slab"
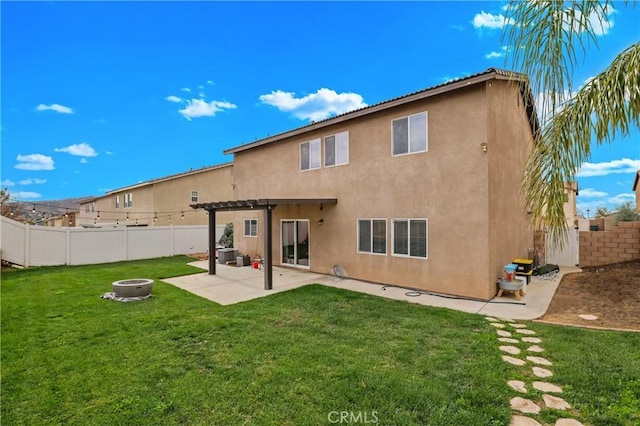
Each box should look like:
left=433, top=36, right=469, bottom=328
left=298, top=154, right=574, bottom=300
left=162, top=260, right=579, bottom=320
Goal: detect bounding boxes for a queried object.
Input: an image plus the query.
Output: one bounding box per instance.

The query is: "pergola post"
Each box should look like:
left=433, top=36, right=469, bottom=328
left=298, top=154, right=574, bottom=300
left=208, top=209, right=216, bottom=275
left=264, top=204, right=273, bottom=290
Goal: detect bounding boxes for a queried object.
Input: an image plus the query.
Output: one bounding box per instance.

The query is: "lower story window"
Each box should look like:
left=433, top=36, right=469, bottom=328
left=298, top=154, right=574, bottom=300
left=358, top=219, right=387, bottom=254
left=244, top=219, right=258, bottom=237
left=392, top=219, right=428, bottom=258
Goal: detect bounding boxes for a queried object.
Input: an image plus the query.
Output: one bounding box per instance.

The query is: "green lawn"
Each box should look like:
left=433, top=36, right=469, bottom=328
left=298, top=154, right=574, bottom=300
left=1, top=257, right=639, bottom=425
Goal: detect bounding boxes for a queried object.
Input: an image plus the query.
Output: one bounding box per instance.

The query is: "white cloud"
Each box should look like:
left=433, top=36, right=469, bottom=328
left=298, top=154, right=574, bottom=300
left=80, top=158, right=89, bottom=164
left=2, top=179, right=15, bottom=187
left=106, top=151, right=114, bottom=155
left=14, top=191, right=42, bottom=200
left=15, top=154, right=55, bottom=171
left=178, top=99, right=237, bottom=120
left=18, top=178, right=47, bottom=185
left=36, top=103, right=74, bottom=114
left=207, top=80, right=215, bottom=85
left=577, top=158, right=640, bottom=177
left=472, top=11, right=512, bottom=29
left=166, top=95, right=182, bottom=103
left=259, top=88, right=367, bottom=121
left=579, top=188, right=608, bottom=198
left=199, top=92, right=206, bottom=98
left=485, top=46, right=510, bottom=59
left=54, top=142, right=98, bottom=157
left=180, top=87, right=191, bottom=92
left=582, top=5, right=615, bottom=36
left=607, top=193, right=635, bottom=205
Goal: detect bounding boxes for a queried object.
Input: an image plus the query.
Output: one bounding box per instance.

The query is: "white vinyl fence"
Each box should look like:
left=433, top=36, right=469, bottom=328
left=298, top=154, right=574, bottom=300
left=1, top=216, right=224, bottom=267
left=545, top=227, right=579, bottom=267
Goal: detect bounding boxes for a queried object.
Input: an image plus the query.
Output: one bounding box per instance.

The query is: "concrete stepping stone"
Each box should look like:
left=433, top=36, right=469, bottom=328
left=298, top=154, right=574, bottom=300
left=500, top=345, right=521, bottom=355
left=510, top=397, right=541, bottom=414
left=499, top=337, right=520, bottom=343
left=485, top=317, right=499, bottom=322
left=507, top=380, right=527, bottom=393
left=532, top=366, right=553, bottom=378
left=511, top=415, right=542, bottom=426
left=527, top=356, right=552, bottom=366
left=533, top=381, right=563, bottom=393
left=527, top=345, right=545, bottom=353
left=522, top=337, right=542, bottom=343
left=515, top=328, right=536, bottom=335
left=555, top=419, right=584, bottom=426
left=577, top=314, right=598, bottom=321
left=490, top=322, right=506, bottom=328
left=502, top=318, right=515, bottom=322
left=497, top=330, right=513, bottom=337
left=543, top=394, right=571, bottom=410
left=511, top=323, right=527, bottom=328
left=503, top=355, right=526, bottom=366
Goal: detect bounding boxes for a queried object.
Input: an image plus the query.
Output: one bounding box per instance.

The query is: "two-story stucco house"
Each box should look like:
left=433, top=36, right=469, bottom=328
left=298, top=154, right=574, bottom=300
left=79, top=163, right=234, bottom=228
left=194, top=69, right=539, bottom=300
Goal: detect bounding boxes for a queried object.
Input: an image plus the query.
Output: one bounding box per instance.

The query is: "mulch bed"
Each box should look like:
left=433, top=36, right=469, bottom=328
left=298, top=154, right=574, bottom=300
left=539, top=259, right=640, bottom=331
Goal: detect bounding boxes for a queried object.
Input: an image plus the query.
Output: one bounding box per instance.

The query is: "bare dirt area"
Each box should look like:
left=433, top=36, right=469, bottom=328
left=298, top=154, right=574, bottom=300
left=539, top=259, right=640, bottom=331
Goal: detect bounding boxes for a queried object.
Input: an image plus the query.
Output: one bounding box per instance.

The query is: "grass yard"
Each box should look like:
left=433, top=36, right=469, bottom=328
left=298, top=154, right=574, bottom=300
left=2, top=257, right=639, bottom=425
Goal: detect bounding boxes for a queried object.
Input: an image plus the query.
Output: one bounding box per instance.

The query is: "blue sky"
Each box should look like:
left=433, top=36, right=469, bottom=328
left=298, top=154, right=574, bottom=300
left=2, top=1, right=638, bottom=215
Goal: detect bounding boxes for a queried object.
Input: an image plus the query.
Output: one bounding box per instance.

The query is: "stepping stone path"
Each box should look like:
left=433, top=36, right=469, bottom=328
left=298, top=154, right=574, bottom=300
left=577, top=314, right=598, bottom=321
left=500, top=345, right=522, bottom=355
left=486, top=317, right=585, bottom=426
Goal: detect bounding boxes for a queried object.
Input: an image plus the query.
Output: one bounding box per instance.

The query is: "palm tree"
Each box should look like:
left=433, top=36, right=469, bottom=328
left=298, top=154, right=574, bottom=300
left=504, top=1, right=640, bottom=244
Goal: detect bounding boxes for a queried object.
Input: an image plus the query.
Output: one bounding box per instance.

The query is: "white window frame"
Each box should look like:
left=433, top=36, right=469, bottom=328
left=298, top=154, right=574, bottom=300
left=324, top=131, right=349, bottom=167
left=357, top=218, right=387, bottom=255
left=300, top=138, right=321, bottom=171
left=391, top=111, right=428, bottom=156
left=191, top=190, right=199, bottom=203
left=391, top=218, right=428, bottom=259
left=115, top=195, right=120, bottom=209
left=124, top=193, right=133, bottom=208
left=244, top=219, right=258, bottom=237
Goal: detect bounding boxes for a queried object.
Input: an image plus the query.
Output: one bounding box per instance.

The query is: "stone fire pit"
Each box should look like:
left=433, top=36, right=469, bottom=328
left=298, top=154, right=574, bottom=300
left=112, top=279, right=154, bottom=298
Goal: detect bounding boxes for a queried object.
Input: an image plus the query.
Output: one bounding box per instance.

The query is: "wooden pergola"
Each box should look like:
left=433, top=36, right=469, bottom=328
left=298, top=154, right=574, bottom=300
left=190, top=198, right=338, bottom=290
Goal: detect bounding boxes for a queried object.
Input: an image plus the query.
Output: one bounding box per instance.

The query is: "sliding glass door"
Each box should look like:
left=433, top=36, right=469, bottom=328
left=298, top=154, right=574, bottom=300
left=281, top=220, right=309, bottom=267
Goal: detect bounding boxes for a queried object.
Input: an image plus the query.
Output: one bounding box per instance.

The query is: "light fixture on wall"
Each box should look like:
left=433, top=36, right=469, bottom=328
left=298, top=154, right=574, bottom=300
left=480, top=142, right=488, bottom=153
left=318, top=219, right=324, bottom=226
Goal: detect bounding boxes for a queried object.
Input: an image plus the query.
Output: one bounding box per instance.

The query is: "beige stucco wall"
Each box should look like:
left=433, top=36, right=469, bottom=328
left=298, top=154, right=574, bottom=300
left=231, top=81, right=534, bottom=299
left=486, top=81, right=535, bottom=288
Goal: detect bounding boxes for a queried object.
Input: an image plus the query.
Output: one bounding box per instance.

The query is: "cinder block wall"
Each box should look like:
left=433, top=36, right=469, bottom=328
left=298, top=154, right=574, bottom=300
left=579, top=221, right=640, bottom=267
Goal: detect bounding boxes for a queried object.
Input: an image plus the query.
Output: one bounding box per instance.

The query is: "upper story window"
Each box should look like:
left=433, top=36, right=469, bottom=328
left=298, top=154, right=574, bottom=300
left=115, top=195, right=120, bottom=209
left=392, top=218, right=428, bottom=258
left=300, top=139, right=321, bottom=171
left=392, top=112, right=428, bottom=156
left=191, top=191, right=199, bottom=203
left=124, top=193, right=133, bottom=208
left=244, top=219, right=258, bottom=237
left=324, top=131, right=349, bottom=167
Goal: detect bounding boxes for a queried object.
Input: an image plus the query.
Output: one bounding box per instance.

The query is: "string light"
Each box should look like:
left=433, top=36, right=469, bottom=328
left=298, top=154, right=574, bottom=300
left=32, top=204, right=36, bottom=213
left=181, top=211, right=184, bottom=219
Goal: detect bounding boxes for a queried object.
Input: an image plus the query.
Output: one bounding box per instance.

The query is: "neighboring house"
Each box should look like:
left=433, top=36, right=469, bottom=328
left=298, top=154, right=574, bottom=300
left=79, top=163, right=234, bottom=228
left=634, top=170, right=640, bottom=211
left=43, top=211, right=79, bottom=227
left=196, top=68, right=539, bottom=300
left=563, top=181, right=579, bottom=227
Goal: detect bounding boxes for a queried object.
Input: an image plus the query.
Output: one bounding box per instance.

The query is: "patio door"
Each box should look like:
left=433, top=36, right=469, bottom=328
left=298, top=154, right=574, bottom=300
left=281, top=220, right=309, bottom=267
